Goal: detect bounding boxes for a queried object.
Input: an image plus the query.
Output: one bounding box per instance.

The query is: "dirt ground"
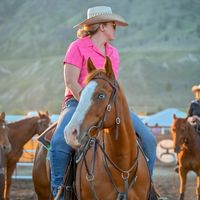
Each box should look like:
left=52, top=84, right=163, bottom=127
left=10, top=161, right=197, bottom=200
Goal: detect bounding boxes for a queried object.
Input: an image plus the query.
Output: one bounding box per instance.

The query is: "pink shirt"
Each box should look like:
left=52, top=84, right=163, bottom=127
left=63, top=36, right=120, bottom=101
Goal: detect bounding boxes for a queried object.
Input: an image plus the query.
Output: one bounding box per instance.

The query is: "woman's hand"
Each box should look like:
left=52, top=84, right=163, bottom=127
left=188, top=115, right=200, bottom=123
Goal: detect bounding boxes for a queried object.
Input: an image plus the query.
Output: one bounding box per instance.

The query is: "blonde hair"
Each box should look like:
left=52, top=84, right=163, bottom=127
left=77, top=24, right=100, bottom=38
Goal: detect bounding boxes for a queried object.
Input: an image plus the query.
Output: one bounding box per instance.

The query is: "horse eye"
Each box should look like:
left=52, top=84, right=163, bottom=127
left=97, top=93, right=106, bottom=100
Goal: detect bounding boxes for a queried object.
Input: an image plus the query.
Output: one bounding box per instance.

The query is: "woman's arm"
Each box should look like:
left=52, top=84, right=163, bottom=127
left=64, top=63, right=82, bottom=101
left=187, top=102, right=193, bottom=117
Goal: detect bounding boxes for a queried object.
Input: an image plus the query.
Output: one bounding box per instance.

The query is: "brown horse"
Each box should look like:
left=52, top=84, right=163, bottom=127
left=0, top=112, right=11, bottom=154
left=32, top=57, right=155, bottom=200
left=63, top=57, right=151, bottom=199
left=171, top=114, right=200, bottom=200
left=4, top=111, right=51, bottom=200
left=32, top=142, right=53, bottom=200
left=0, top=112, right=11, bottom=200
left=32, top=122, right=57, bottom=200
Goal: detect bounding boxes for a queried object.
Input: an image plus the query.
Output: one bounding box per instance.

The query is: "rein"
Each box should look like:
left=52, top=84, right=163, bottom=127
left=77, top=137, right=139, bottom=200
left=88, top=76, right=121, bottom=140
left=176, top=123, right=193, bottom=153
left=77, top=76, right=139, bottom=200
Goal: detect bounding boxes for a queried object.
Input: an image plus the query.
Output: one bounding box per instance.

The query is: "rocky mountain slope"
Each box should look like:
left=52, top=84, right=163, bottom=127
left=0, top=0, right=200, bottom=114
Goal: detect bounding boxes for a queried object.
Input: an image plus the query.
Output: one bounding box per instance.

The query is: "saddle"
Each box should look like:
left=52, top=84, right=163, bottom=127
left=37, top=121, right=57, bottom=149
left=37, top=121, right=77, bottom=200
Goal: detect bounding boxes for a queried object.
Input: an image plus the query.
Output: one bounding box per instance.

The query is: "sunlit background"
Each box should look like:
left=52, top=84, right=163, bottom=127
left=0, top=0, right=200, bottom=114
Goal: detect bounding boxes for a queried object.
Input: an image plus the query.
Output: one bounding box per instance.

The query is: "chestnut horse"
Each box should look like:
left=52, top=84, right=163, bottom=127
left=32, top=58, right=156, bottom=200
left=0, top=112, right=11, bottom=200
left=64, top=57, right=151, bottom=199
left=171, top=114, right=200, bottom=200
left=4, top=111, right=51, bottom=200
left=32, top=122, right=57, bottom=200
left=32, top=142, right=53, bottom=200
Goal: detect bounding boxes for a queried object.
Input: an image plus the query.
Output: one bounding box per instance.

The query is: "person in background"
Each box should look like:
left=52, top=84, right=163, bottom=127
left=49, top=6, right=157, bottom=199
left=174, top=83, right=200, bottom=173
left=187, top=83, right=200, bottom=123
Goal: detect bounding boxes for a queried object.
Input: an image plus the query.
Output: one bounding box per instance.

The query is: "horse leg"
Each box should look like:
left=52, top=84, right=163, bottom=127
left=179, top=167, right=187, bottom=200
left=0, top=172, right=5, bottom=200
left=5, top=163, right=16, bottom=200
left=196, top=175, right=200, bottom=200
left=32, top=145, right=52, bottom=200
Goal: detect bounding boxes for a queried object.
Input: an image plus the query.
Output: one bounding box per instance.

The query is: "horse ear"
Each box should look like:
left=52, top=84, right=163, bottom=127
left=87, top=57, right=96, bottom=73
left=45, top=111, right=49, bottom=116
left=104, top=56, right=115, bottom=80
left=37, top=111, right=42, bottom=117
left=0, top=112, right=5, bottom=120
left=173, top=114, right=176, bottom=119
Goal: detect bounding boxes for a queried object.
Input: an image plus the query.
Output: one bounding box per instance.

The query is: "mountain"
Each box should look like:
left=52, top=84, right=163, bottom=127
left=0, top=0, right=200, bottom=114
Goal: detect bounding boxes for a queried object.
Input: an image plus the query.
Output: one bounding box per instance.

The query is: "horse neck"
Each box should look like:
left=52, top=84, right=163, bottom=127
left=8, top=117, right=39, bottom=148
left=103, top=91, right=137, bottom=170
left=188, top=124, right=200, bottom=152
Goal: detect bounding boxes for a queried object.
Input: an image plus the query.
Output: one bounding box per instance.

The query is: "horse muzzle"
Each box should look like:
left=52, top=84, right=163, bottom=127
left=0, top=144, right=12, bottom=154
left=64, top=127, right=81, bottom=149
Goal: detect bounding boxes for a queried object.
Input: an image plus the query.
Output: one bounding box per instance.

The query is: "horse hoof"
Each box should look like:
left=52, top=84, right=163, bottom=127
left=180, top=193, right=184, bottom=200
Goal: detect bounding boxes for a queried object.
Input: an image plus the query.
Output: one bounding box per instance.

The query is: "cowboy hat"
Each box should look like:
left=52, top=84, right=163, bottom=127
left=74, top=6, right=128, bottom=28
left=192, top=84, right=200, bottom=92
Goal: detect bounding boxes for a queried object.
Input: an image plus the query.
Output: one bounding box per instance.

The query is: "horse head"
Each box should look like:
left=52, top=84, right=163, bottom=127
left=64, top=57, right=120, bottom=149
left=36, top=111, right=51, bottom=134
left=0, top=112, right=12, bottom=154
left=171, top=114, right=192, bottom=153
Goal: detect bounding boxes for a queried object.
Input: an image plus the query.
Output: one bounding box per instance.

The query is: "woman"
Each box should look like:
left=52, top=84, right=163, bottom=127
left=187, top=83, right=200, bottom=123
left=49, top=6, right=157, bottom=199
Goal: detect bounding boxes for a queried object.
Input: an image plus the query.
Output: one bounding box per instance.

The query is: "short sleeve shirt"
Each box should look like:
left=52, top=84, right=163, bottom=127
left=187, top=100, right=200, bottom=117
left=63, top=36, right=120, bottom=101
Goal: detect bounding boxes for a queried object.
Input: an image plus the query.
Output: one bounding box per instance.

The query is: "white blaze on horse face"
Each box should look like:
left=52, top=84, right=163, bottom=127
left=64, top=81, right=97, bottom=148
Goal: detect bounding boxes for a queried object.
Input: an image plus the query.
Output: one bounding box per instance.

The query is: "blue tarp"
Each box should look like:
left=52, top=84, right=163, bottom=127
left=5, top=115, right=25, bottom=122
left=142, top=108, right=187, bottom=127
left=5, top=108, right=186, bottom=127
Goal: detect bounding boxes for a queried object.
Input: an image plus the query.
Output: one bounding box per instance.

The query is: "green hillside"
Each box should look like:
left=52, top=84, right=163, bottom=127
left=0, top=0, right=200, bottom=114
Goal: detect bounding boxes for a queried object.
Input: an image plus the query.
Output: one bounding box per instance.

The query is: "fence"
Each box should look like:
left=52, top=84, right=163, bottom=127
left=12, top=125, right=173, bottom=180
left=12, top=137, right=38, bottom=180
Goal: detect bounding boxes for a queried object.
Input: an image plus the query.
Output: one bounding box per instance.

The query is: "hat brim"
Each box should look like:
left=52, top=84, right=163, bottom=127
left=192, top=85, right=200, bottom=92
left=73, top=13, right=128, bottom=28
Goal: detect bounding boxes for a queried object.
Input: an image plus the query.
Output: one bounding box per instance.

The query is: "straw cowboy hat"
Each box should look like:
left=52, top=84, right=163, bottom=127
left=74, top=6, right=128, bottom=28
left=192, top=84, right=200, bottom=92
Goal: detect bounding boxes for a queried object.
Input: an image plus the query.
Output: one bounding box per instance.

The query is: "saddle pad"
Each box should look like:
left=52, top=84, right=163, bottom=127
left=37, top=121, right=57, bottom=149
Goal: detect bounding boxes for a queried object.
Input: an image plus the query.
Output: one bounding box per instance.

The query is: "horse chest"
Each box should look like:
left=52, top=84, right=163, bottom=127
left=181, top=154, right=200, bottom=170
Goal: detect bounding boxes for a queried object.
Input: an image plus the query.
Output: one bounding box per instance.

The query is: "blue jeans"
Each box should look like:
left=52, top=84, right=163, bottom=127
left=49, top=99, right=78, bottom=198
left=130, top=112, right=156, bottom=177
left=49, top=100, right=156, bottom=198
